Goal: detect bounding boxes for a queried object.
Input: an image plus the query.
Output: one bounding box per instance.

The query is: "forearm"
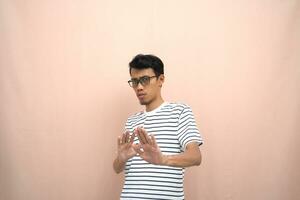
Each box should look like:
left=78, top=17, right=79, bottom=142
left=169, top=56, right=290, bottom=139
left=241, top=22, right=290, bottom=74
left=162, top=153, right=201, bottom=168
left=113, top=155, right=127, bottom=174
left=161, top=145, right=202, bottom=168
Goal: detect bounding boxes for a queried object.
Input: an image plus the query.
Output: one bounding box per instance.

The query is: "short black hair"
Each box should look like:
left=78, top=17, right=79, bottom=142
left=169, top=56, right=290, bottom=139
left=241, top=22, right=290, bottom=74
left=129, top=54, right=164, bottom=77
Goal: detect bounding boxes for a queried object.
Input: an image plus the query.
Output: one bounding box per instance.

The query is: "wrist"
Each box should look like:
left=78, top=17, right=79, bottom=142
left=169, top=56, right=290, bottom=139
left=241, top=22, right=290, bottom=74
left=117, top=154, right=127, bottom=164
left=161, top=154, right=169, bottom=166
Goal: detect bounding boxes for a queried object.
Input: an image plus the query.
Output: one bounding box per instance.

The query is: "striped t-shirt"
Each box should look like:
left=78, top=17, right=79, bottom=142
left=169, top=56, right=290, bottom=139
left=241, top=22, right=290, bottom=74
left=120, top=102, right=203, bottom=200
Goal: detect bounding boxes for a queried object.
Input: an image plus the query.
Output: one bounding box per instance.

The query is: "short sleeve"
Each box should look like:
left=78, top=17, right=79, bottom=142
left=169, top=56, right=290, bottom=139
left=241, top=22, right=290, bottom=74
left=177, top=105, right=203, bottom=151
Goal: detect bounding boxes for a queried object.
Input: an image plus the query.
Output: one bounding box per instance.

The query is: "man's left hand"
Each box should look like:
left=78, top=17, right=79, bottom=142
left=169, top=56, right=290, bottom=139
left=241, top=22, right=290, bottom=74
left=134, top=127, right=165, bottom=165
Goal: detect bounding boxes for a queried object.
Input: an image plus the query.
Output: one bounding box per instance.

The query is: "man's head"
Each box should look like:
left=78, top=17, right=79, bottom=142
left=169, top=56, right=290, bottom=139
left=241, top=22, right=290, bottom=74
left=128, top=54, right=165, bottom=106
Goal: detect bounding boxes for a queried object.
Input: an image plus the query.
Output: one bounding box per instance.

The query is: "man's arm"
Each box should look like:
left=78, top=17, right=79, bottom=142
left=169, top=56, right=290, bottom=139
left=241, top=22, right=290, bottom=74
left=135, top=127, right=202, bottom=168
left=113, top=155, right=127, bottom=174
left=113, top=131, right=137, bottom=174
left=161, top=142, right=202, bottom=167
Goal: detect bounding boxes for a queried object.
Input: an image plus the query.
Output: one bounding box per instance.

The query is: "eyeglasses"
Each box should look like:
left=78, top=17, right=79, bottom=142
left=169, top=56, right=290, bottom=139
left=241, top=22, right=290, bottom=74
left=128, top=75, right=157, bottom=87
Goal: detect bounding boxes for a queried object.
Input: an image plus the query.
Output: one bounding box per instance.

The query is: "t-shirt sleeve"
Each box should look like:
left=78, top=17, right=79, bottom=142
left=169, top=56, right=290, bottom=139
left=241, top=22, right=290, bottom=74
left=177, top=105, right=203, bottom=151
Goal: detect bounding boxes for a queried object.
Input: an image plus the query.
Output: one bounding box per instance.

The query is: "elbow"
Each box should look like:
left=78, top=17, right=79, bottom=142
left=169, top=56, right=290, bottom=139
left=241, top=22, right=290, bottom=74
left=186, top=143, right=202, bottom=167
left=113, top=162, right=123, bottom=174
left=194, top=153, right=202, bottom=166
left=113, top=165, right=123, bottom=174
left=194, top=158, right=201, bottom=166
left=113, top=167, right=123, bottom=174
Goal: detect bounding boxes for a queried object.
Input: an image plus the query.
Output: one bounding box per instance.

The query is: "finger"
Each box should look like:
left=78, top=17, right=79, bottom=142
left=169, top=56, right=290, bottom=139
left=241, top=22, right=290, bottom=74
left=129, top=132, right=136, bottom=144
left=122, top=131, right=129, bottom=144
left=136, top=148, right=144, bottom=156
left=134, top=144, right=144, bottom=155
left=141, top=129, right=152, bottom=145
left=150, top=134, right=157, bottom=147
left=117, top=136, right=122, bottom=146
left=136, top=127, right=146, bottom=144
left=121, top=133, right=125, bottom=144
left=138, top=129, right=148, bottom=144
left=132, top=143, right=141, bottom=151
left=125, top=131, right=130, bottom=143
left=148, top=134, right=153, bottom=145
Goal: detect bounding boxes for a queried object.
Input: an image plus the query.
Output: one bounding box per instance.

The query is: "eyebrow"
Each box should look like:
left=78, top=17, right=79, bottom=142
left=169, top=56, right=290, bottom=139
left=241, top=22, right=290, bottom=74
left=131, top=75, right=150, bottom=80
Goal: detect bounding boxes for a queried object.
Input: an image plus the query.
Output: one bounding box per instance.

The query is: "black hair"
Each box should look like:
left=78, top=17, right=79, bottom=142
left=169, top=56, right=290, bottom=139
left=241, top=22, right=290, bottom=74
left=129, top=54, right=164, bottom=77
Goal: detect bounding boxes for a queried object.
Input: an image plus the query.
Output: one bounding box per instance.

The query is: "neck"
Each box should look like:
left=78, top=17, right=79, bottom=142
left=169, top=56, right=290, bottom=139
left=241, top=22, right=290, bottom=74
left=145, top=97, right=164, bottom=112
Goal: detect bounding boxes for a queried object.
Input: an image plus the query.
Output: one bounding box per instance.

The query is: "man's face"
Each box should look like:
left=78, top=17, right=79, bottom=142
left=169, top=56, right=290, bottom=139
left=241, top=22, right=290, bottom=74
left=129, top=68, right=164, bottom=105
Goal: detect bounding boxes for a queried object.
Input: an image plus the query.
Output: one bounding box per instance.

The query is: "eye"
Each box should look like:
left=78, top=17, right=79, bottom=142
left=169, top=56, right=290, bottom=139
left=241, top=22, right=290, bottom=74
left=131, top=78, right=138, bottom=83
left=140, top=76, right=150, bottom=83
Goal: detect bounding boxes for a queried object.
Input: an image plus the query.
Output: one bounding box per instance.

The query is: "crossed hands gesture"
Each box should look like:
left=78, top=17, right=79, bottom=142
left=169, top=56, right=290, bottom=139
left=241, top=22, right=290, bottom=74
left=117, top=127, right=164, bottom=165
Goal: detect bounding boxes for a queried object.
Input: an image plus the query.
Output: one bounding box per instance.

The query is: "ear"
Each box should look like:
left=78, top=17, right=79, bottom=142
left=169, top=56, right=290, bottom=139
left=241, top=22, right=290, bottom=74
left=158, top=75, right=165, bottom=87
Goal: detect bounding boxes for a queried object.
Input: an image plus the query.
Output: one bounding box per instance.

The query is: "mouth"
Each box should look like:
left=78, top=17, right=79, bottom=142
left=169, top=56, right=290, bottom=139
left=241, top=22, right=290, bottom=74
left=137, top=93, right=146, bottom=99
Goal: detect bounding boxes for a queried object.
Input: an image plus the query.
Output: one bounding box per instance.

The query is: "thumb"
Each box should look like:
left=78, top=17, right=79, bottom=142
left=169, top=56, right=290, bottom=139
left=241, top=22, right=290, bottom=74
left=133, top=143, right=143, bottom=155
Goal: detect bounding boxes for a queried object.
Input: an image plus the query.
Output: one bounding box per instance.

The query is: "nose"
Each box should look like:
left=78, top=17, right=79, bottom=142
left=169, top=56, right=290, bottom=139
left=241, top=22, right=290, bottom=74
left=136, top=82, right=144, bottom=91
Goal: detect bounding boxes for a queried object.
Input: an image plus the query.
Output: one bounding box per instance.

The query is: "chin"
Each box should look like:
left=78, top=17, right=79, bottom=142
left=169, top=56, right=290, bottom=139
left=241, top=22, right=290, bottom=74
left=139, top=99, right=150, bottom=105
left=139, top=101, right=147, bottom=105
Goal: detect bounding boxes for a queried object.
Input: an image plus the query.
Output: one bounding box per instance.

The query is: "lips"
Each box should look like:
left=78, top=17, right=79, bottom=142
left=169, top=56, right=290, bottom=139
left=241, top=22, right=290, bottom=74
left=137, top=93, right=146, bottom=99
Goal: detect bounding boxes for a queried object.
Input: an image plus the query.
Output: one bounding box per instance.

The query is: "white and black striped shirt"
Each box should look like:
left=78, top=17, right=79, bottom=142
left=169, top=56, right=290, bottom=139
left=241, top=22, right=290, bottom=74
left=121, top=102, right=203, bottom=200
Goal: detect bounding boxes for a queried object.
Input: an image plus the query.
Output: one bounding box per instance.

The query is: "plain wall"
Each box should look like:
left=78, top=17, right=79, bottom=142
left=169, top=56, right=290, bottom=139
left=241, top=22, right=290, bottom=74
left=0, top=0, right=299, bottom=200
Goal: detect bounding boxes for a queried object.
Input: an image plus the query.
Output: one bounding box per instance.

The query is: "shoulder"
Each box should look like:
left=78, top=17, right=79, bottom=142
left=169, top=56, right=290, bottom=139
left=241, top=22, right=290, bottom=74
left=127, top=110, right=144, bottom=120
left=165, top=102, right=192, bottom=113
left=157, top=102, right=194, bottom=119
left=125, top=110, right=144, bottom=125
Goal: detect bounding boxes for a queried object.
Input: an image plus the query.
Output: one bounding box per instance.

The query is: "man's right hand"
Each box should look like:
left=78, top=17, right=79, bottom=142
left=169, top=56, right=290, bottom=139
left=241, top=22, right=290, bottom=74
left=117, top=131, right=137, bottom=162
left=113, top=131, right=137, bottom=173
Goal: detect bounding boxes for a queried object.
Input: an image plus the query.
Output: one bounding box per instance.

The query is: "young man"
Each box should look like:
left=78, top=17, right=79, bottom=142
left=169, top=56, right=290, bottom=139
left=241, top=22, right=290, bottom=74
left=113, top=54, right=203, bottom=200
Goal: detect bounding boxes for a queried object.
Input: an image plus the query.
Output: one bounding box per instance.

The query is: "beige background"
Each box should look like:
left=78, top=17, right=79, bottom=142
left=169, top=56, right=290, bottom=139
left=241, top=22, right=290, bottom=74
left=1, top=0, right=300, bottom=200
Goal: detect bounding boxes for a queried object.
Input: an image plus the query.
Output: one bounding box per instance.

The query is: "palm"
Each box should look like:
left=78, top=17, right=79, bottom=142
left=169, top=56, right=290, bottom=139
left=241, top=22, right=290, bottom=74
left=135, top=127, right=163, bottom=165
left=117, top=131, right=137, bottom=162
left=118, top=143, right=136, bottom=161
left=138, top=144, right=162, bottom=165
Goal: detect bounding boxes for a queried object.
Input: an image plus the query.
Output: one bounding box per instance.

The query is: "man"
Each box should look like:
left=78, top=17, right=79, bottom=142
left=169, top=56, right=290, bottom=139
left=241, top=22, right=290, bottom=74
left=113, top=54, right=203, bottom=200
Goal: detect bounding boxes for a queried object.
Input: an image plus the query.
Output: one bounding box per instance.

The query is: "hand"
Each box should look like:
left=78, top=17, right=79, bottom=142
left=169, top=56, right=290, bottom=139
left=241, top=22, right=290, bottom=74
left=117, top=131, right=137, bottom=163
left=134, top=127, right=165, bottom=165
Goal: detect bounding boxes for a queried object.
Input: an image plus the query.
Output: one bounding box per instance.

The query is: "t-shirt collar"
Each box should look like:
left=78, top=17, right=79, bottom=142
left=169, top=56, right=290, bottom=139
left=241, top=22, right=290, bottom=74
left=144, top=101, right=168, bottom=115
